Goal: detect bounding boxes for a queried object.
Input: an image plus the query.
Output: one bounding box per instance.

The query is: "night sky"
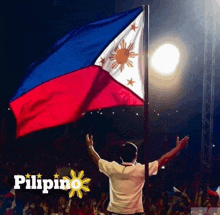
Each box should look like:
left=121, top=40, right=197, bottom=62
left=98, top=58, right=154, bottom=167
left=1, top=0, right=220, bottom=193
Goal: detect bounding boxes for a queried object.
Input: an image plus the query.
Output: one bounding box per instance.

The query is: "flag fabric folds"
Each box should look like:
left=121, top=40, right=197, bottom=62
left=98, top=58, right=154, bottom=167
left=10, top=7, right=145, bottom=138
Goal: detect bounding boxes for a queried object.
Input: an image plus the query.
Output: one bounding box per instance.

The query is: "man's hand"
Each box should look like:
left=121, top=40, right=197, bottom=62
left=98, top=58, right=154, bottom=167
left=176, top=136, right=180, bottom=147
left=86, top=134, right=100, bottom=167
left=86, top=134, right=94, bottom=148
left=176, top=136, right=189, bottom=150
left=158, top=135, right=189, bottom=169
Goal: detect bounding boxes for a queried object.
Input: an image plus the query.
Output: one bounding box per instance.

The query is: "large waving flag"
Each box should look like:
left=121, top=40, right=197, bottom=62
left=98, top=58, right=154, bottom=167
left=10, top=7, right=145, bottom=138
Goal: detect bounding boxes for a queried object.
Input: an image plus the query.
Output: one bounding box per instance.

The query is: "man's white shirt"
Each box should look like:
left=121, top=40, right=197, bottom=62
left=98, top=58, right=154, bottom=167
left=216, top=186, right=220, bottom=197
left=98, top=159, right=158, bottom=214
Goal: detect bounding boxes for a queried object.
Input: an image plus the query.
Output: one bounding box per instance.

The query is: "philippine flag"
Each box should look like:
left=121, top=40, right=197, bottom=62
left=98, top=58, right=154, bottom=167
left=10, top=6, right=145, bottom=138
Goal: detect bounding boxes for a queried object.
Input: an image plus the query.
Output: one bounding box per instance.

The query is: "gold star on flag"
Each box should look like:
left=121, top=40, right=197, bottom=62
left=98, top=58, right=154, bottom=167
left=25, top=173, right=31, bottom=179
left=127, top=78, right=135, bottom=86
left=54, top=173, right=59, bottom=179
left=100, top=58, right=105, bottom=66
left=131, top=23, right=138, bottom=31
left=37, top=173, right=42, bottom=179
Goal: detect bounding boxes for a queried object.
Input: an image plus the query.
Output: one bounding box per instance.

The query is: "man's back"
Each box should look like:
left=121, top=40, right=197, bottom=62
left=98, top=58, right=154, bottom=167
left=98, top=159, right=158, bottom=214
left=85, top=134, right=189, bottom=214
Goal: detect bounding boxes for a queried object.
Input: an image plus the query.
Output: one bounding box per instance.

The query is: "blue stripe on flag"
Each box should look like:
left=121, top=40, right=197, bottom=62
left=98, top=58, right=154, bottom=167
left=11, top=7, right=142, bottom=101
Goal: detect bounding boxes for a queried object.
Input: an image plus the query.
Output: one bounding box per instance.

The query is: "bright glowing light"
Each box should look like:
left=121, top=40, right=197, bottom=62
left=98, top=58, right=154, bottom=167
left=151, top=44, right=180, bottom=75
left=161, top=166, right=165, bottom=169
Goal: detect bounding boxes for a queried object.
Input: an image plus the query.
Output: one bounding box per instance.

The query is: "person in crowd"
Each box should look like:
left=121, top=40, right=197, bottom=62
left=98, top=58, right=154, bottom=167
left=86, top=134, right=189, bottom=215
left=23, top=201, right=37, bottom=215
left=68, top=198, right=84, bottom=215
left=58, top=196, right=66, bottom=215
left=41, top=201, right=49, bottom=215
left=95, top=193, right=108, bottom=214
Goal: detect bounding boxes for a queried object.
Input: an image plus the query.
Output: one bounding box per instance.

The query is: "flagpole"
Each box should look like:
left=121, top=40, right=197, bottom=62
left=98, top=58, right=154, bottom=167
left=143, top=4, right=150, bottom=214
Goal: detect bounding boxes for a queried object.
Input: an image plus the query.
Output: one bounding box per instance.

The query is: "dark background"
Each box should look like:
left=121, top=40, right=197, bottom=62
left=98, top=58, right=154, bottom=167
left=0, top=0, right=220, bottom=198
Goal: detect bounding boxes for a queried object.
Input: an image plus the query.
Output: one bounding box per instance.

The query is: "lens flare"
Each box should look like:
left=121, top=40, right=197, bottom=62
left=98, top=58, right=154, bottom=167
left=151, top=44, right=180, bottom=75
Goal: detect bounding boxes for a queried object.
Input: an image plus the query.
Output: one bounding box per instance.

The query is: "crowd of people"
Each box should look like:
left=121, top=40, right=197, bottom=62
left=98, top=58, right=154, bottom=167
left=0, top=183, right=219, bottom=214
left=0, top=134, right=219, bottom=214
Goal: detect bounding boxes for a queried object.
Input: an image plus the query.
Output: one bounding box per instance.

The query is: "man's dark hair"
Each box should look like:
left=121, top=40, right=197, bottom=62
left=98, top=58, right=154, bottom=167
left=120, top=142, right=137, bottom=162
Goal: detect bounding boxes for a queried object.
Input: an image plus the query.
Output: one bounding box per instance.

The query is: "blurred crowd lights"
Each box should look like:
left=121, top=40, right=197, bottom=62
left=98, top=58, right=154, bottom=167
left=88, top=108, right=180, bottom=117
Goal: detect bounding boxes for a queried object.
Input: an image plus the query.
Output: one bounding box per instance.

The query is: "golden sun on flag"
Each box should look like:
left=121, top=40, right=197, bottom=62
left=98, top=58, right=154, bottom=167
left=63, top=170, right=91, bottom=199
left=109, top=39, right=138, bottom=72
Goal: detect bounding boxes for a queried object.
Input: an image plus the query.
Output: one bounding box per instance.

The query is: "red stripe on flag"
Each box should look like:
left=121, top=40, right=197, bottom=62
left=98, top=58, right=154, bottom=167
left=10, top=65, right=143, bottom=138
left=5, top=192, right=14, bottom=198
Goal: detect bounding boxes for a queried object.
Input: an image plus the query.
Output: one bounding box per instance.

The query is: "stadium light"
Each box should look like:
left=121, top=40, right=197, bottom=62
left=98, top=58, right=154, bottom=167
left=151, top=44, right=180, bottom=76
left=148, top=35, right=189, bottom=101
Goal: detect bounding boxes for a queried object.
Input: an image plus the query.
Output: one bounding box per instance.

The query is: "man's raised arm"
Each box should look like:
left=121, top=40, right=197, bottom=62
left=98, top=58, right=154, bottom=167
left=86, top=134, right=101, bottom=167
left=158, top=136, right=189, bottom=169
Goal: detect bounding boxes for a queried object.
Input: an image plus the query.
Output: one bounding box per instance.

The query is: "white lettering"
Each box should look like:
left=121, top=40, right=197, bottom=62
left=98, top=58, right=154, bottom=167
left=54, top=179, right=59, bottom=189
left=26, top=179, right=31, bottom=189
left=14, top=175, right=25, bottom=189
left=60, top=179, right=70, bottom=190
left=37, top=179, right=42, bottom=189
left=42, top=180, right=53, bottom=194
left=31, top=175, right=36, bottom=189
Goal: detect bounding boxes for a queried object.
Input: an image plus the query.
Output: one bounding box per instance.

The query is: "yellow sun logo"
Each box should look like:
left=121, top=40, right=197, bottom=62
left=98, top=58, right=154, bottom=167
left=109, top=39, right=138, bottom=72
left=63, top=170, right=91, bottom=198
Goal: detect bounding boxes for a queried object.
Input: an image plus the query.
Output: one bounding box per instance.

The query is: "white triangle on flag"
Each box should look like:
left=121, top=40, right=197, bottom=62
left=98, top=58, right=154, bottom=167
left=173, top=187, right=181, bottom=193
left=94, top=11, right=144, bottom=99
